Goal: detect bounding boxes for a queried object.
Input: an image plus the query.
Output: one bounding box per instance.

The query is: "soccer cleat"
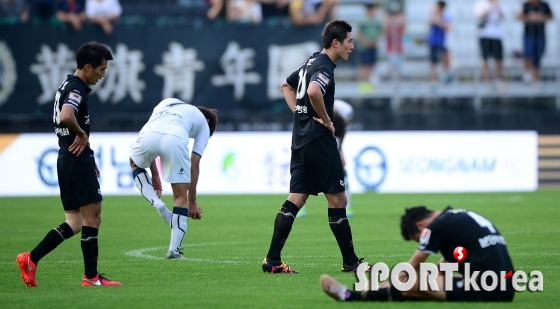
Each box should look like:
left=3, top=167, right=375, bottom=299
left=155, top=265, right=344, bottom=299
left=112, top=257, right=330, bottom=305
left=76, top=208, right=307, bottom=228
left=320, top=274, right=349, bottom=301
left=165, top=250, right=185, bottom=260
left=16, top=252, right=37, bottom=287
left=262, top=257, right=298, bottom=274
left=296, top=208, right=307, bottom=218
left=346, top=207, right=355, bottom=218
left=341, top=258, right=372, bottom=273
left=82, top=273, right=121, bottom=286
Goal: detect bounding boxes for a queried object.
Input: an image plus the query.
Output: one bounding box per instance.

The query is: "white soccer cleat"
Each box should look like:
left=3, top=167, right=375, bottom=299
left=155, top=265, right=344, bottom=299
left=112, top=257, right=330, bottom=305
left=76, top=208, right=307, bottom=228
left=320, top=274, right=348, bottom=301
left=165, top=250, right=185, bottom=260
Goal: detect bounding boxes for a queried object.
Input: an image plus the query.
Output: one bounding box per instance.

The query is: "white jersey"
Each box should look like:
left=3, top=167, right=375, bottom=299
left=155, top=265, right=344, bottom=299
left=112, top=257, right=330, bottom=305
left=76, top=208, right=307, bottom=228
left=140, top=98, right=210, bottom=156
left=334, top=99, right=354, bottom=125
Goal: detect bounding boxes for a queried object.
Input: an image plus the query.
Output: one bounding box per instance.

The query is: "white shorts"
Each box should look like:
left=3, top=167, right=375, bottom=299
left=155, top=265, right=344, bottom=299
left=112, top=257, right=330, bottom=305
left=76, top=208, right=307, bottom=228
left=129, top=131, right=191, bottom=183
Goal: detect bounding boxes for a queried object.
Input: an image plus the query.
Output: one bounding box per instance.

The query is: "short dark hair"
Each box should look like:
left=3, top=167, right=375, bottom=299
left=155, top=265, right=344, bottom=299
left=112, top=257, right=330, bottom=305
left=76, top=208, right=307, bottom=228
left=322, top=20, right=353, bottom=49
left=76, top=41, right=113, bottom=69
left=437, top=1, right=446, bottom=9
left=400, top=206, right=434, bottom=241
left=197, top=106, right=218, bottom=136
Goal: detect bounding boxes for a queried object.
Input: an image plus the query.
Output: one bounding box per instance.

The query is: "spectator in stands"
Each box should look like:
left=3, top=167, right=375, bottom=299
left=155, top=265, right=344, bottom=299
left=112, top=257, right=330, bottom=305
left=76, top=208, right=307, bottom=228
left=85, top=0, right=122, bottom=35
left=258, top=0, right=290, bottom=24
left=355, top=2, right=382, bottom=91
left=56, top=0, right=86, bottom=32
left=474, top=0, right=505, bottom=87
left=30, top=0, right=55, bottom=20
left=0, top=0, right=30, bottom=23
left=289, top=0, right=337, bottom=27
left=227, top=0, right=262, bottom=24
left=427, top=0, right=452, bottom=84
left=516, top=0, right=553, bottom=86
left=206, top=0, right=226, bottom=21
left=383, top=1, right=405, bottom=83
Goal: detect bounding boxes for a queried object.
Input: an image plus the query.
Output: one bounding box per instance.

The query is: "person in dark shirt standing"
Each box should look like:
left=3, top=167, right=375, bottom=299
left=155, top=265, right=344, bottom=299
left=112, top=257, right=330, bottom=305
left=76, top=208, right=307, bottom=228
left=321, top=206, right=515, bottom=302
left=262, top=20, right=371, bottom=274
left=16, top=41, right=121, bottom=287
left=516, top=0, right=553, bottom=86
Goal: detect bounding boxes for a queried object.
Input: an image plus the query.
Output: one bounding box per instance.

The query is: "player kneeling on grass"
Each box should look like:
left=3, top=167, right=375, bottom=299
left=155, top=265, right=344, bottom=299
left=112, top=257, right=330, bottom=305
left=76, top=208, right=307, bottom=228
left=129, top=98, right=218, bottom=259
left=321, top=206, right=515, bottom=302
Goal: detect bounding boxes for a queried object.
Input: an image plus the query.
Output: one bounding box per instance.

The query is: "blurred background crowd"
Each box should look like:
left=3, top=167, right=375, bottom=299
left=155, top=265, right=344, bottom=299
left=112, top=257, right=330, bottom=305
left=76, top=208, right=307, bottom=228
left=0, top=0, right=559, bottom=133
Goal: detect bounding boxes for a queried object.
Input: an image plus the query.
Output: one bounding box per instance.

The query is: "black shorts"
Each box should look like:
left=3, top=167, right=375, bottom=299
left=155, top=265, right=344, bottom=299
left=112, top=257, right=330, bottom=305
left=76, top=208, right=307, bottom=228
left=480, top=38, right=503, bottom=60
left=290, top=135, right=345, bottom=195
left=446, top=278, right=514, bottom=302
left=429, top=45, right=447, bottom=64
left=57, top=156, right=102, bottom=211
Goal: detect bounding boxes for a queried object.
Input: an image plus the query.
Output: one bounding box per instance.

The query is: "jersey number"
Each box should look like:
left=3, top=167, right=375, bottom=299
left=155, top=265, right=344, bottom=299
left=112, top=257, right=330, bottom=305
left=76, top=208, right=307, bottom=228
left=296, top=68, right=308, bottom=99
left=467, top=211, right=496, bottom=233
left=53, top=91, right=61, bottom=125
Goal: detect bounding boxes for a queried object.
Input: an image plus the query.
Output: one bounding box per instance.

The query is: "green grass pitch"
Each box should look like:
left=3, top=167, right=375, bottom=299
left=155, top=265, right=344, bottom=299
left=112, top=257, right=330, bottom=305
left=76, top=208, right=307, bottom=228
left=0, top=191, right=559, bottom=309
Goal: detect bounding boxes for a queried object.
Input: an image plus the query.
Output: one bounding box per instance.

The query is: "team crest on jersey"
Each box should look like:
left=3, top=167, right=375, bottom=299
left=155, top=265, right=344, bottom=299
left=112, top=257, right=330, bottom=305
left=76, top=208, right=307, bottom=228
left=68, top=91, right=82, bottom=104
left=419, top=228, right=431, bottom=245
left=317, top=72, right=330, bottom=84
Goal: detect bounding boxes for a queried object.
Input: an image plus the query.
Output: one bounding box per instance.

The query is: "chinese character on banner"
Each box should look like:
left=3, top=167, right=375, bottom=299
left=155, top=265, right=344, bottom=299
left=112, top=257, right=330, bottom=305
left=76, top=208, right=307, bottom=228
left=267, top=42, right=320, bottom=100
left=154, top=42, right=205, bottom=102
left=30, top=44, right=76, bottom=105
left=94, top=44, right=146, bottom=104
left=211, top=41, right=261, bottom=101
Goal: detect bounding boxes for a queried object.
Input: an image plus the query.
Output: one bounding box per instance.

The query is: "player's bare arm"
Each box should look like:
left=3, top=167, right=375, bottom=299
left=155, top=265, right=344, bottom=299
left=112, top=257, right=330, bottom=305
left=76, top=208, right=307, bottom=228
left=280, top=81, right=297, bottom=113
left=149, top=160, right=163, bottom=198
left=399, top=250, right=430, bottom=282
left=188, top=153, right=203, bottom=220
left=59, top=104, right=88, bottom=156
left=308, top=82, right=334, bottom=135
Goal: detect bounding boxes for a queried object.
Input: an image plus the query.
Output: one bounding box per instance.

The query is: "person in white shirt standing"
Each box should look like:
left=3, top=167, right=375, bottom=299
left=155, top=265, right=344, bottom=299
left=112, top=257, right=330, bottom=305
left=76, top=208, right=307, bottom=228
left=474, top=0, right=505, bottom=87
left=129, top=98, right=218, bottom=259
left=85, top=0, right=122, bottom=35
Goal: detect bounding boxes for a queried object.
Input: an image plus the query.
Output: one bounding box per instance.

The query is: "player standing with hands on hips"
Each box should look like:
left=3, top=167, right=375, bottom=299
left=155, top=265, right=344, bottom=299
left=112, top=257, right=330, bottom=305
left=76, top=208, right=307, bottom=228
left=16, top=41, right=121, bottom=287
left=262, top=20, right=372, bottom=274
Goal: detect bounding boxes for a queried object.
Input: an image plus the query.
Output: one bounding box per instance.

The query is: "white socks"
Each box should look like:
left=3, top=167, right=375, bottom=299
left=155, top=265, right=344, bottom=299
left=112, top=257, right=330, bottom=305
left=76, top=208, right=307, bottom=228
left=169, top=207, right=188, bottom=253
left=133, top=168, right=172, bottom=224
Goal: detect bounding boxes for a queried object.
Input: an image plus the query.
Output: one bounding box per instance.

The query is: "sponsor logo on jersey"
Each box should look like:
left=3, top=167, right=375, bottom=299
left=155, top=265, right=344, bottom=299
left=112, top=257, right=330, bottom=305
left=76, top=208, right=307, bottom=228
left=54, top=127, right=70, bottom=136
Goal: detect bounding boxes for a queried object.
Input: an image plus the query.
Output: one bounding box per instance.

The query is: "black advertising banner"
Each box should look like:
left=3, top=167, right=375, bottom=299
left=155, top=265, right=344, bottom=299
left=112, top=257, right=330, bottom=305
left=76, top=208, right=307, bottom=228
left=0, top=23, right=322, bottom=120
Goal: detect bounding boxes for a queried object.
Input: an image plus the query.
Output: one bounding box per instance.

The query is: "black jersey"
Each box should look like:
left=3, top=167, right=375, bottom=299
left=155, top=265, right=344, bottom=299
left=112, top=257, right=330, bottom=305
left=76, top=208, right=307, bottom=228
left=418, top=206, right=514, bottom=281
left=286, top=52, right=336, bottom=150
left=53, top=75, right=93, bottom=159
left=521, top=1, right=552, bottom=38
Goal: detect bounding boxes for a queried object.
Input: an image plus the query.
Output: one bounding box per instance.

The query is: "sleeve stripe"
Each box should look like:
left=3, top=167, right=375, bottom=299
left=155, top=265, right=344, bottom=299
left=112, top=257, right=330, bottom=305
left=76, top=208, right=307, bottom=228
left=419, top=249, right=437, bottom=255
left=63, top=102, right=79, bottom=112
left=192, top=151, right=202, bottom=158
left=310, top=81, right=326, bottom=94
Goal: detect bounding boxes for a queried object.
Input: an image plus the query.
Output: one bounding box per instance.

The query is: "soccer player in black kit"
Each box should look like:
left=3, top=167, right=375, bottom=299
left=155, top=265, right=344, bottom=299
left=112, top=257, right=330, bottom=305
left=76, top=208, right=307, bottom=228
left=262, top=20, right=372, bottom=274
left=321, top=206, right=515, bottom=302
left=16, top=41, right=121, bottom=287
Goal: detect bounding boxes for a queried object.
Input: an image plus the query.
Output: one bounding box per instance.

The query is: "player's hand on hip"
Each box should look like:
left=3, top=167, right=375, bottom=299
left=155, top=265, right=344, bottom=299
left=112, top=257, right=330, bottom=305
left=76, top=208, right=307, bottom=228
left=188, top=202, right=202, bottom=220
left=69, top=132, right=88, bottom=156
left=313, top=117, right=335, bottom=135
